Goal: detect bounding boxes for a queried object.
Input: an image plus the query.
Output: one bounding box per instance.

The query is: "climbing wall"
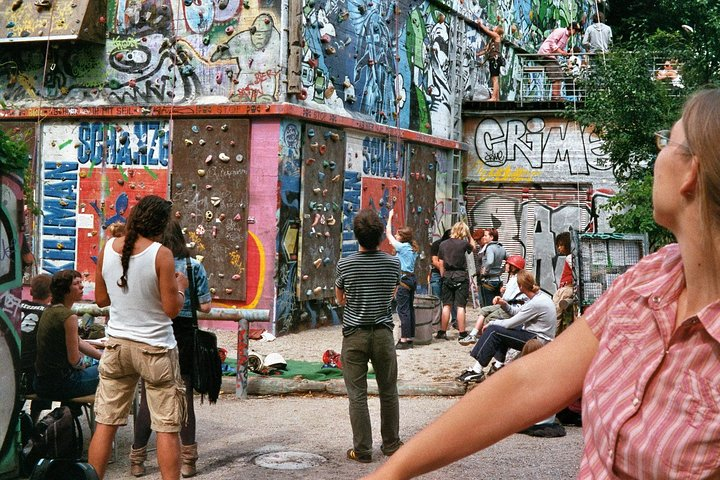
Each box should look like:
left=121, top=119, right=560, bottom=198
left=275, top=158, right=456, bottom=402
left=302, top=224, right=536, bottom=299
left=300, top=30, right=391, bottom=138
left=404, top=143, right=436, bottom=284
left=171, top=119, right=249, bottom=302
left=297, top=124, right=345, bottom=301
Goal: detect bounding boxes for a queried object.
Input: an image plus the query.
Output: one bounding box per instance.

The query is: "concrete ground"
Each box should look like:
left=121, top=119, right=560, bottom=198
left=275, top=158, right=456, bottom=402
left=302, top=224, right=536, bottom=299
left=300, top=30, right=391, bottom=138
left=97, top=318, right=583, bottom=479
left=103, top=395, right=582, bottom=479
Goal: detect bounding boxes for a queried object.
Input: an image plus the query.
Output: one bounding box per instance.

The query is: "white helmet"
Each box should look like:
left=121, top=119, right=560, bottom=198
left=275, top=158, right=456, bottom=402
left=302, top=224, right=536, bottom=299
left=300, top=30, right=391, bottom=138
left=247, top=351, right=264, bottom=373
left=264, top=352, right=287, bottom=370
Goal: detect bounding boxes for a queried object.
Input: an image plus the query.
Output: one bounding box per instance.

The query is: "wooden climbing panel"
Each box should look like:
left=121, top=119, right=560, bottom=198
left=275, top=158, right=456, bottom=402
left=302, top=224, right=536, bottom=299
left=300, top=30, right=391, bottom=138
left=297, top=123, right=346, bottom=301
left=403, top=143, right=437, bottom=286
left=171, top=118, right=249, bottom=302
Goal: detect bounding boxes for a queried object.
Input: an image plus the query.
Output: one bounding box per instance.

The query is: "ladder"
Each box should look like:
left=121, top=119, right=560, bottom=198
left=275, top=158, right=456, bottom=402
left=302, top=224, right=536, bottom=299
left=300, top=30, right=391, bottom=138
left=447, top=16, right=465, bottom=141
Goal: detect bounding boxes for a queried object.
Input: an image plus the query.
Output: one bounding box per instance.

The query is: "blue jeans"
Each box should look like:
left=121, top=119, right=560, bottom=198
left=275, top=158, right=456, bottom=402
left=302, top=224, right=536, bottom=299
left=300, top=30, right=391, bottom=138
left=397, top=274, right=417, bottom=338
left=480, top=278, right=503, bottom=307
left=34, top=365, right=99, bottom=400
left=470, top=325, right=537, bottom=366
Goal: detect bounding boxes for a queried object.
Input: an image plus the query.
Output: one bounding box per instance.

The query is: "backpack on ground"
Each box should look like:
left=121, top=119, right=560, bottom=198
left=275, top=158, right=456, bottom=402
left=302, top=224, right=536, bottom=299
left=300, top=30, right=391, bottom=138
left=28, top=458, right=99, bottom=480
left=22, top=406, right=83, bottom=474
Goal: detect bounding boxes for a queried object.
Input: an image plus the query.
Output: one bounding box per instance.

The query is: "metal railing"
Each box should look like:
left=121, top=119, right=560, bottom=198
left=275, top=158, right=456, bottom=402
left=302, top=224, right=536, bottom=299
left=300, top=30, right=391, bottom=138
left=517, top=53, right=593, bottom=106
left=72, top=304, right=270, bottom=399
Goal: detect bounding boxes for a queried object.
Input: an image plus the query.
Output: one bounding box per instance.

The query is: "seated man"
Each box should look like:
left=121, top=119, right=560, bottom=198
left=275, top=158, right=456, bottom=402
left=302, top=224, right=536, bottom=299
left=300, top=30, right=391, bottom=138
left=456, top=270, right=556, bottom=383
left=459, top=255, right=527, bottom=346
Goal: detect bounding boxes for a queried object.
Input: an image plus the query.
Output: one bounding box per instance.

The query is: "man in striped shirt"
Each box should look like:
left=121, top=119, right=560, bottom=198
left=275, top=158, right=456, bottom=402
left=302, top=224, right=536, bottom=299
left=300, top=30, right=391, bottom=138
left=336, top=208, right=402, bottom=464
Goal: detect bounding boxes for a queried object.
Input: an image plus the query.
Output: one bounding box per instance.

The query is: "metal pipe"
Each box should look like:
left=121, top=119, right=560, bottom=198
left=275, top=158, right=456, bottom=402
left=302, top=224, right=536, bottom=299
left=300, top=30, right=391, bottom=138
left=72, top=304, right=269, bottom=399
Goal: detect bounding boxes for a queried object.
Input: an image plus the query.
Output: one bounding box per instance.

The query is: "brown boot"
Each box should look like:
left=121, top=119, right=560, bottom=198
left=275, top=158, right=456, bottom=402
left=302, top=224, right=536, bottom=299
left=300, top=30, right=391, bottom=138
left=129, top=445, right=147, bottom=477
left=181, top=443, right=198, bottom=478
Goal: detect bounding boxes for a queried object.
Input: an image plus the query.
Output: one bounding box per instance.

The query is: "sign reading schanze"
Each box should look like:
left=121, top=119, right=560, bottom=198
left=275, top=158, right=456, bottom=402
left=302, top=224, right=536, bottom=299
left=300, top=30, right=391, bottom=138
left=40, top=121, right=169, bottom=280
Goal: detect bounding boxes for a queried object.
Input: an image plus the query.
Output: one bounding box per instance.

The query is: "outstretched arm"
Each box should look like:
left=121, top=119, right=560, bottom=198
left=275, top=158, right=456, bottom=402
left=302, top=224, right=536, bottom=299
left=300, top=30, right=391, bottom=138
left=476, top=21, right=500, bottom=42
left=385, top=209, right=398, bottom=244
left=362, top=318, right=598, bottom=480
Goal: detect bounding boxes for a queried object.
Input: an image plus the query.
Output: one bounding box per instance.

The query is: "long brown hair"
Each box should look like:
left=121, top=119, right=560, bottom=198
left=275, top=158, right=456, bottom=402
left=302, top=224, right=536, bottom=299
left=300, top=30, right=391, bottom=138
left=396, top=226, right=420, bottom=252
left=117, top=195, right=172, bottom=290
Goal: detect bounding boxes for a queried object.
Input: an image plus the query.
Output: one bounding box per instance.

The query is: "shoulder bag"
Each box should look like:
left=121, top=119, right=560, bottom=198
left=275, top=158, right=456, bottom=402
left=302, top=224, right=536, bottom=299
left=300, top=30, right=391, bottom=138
left=186, top=258, right=222, bottom=404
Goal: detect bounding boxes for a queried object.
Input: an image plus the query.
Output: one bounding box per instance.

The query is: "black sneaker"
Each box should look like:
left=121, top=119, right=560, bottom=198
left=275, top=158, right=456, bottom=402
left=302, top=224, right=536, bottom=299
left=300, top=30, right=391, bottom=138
left=381, top=441, right=404, bottom=456
left=455, top=370, right=485, bottom=383
left=435, top=330, right=448, bottom=340
left=395, top=341, right=413, bottom=350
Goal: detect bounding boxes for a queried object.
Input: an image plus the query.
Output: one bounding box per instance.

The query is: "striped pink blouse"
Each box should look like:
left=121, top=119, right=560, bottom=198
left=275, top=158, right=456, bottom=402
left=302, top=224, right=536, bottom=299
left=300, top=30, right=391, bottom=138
left=580, top=244, right=720, bottom=479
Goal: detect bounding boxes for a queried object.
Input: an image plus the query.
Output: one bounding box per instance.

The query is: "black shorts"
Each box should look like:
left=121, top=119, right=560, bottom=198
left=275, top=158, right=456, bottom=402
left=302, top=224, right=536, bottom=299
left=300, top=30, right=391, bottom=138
left=441, top=275, right=469, bottom=308
left=488, top=57, right=502, bottom=77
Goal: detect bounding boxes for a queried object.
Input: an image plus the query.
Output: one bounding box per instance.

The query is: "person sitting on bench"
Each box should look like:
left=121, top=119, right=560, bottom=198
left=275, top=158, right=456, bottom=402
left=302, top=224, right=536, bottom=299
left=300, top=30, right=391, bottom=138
left=34, top=270, right=102, bottom=401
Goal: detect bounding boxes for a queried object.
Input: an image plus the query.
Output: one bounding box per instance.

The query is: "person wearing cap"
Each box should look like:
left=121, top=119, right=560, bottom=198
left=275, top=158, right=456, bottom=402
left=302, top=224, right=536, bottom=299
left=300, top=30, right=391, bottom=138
left=459, top=255, right=527, bottom=346
left=537, top=21, right=582, bottom=100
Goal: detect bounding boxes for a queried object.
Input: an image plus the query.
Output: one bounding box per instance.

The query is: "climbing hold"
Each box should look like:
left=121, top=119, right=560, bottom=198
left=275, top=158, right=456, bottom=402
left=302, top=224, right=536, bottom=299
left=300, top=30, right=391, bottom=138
left=313, top=187, right=321, bottom=194
left=215, top=72, right=222, bottom=84
left=197, top=169, right=206, bottom=176
left=318, top=171, right=326, bottom=182
left=205, top=184, right=212, bottom=190
left=417, top=206, right=423, bottom=213
left=323, top=257, right=331, bottom=265
left=330, top=132, right=340, bottom=142
left=206, top=125, right=214, bottom=131
left=325, top=46, right=336, bottom=55
left=205, top=211, right=214, bottom=222
left=230, top=140, right=236, bottom=146
left=205, top=155, right=213, bottom=164
left=307, top=128, right=315, bottom=137
left=196, top=225, right=206, bottom=235
left=331, top=174, right=341, bottom=182
left=225, top=26, right=234, bottom=35
left=313, top=286, right=323, bottom=295
left=184, top=139, right=193, bottom=146
left=221, top=124, right=228, bottom=131
left=175, top=211, right=182, bottom=218
left=302, top=274, right=309, bottom=281
left=210, top=197, right=221, bottom=206
left=232, top=274, right=241, bottom=280
left=313, top=258, right=323, bottom=268
left=328, top=160, right=336, bottom=169
left=225, top=288, right=233, bottom=294
left=117, top=179, right=125, bottom=186
left=233, top=213, right=242, bottom=221
left=191, top=125, right=200, bottom=133
left=212, top=226, right=218, bottom=238
left=198, top=139, right=206, bottom=145
left=311, top=213, right=321, bottom=226
left=319, top=145, right=327, bottom=155
left=306, top=157, right=316, bottom=165
left=219, top=153, right=230, bottom=162
left=326, top=215, right=336, bottom=226
left=236, top=154, right=244, bottom=162
left=322, top=189, right=328, bottom=197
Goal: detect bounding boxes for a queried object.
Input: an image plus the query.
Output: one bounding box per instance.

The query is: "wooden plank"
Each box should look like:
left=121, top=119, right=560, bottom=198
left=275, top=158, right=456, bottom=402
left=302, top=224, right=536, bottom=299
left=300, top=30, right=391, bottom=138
left=170, top=118, right=249, bottom=302
left=403, top=143, right=437, bottom=287
left=297, top=124, right=345, bottom=301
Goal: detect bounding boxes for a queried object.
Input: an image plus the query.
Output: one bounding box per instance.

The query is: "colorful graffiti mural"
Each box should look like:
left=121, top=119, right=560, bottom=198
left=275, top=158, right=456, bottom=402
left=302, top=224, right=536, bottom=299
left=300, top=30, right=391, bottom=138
left=467, top=188, right=613, bottom=295
left=465, top=116, right=611, bottom=182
